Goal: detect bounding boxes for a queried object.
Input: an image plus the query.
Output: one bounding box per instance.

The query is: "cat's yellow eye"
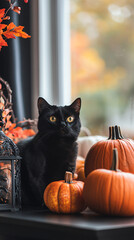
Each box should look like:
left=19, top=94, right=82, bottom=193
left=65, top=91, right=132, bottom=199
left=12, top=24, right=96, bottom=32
left=50, top=116, right=56, bottom=122
left=66, top=116, right=74, bottom=123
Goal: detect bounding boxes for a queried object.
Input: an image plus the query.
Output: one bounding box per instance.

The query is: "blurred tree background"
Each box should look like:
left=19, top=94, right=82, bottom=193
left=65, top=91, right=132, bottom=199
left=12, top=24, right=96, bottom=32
left=70, top=0, right=134, bottom=136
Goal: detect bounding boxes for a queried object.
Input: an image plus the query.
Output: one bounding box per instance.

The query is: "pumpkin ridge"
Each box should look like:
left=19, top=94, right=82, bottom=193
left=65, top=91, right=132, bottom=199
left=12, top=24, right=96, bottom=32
left=114, top=139, right=126, bottom=171
left=72, top=182, right=80, bottom=212
left=119, top=140, right=130, bottom=172
left=75, top=181, right=82, bottom=198
left=44, top=183, right=51, bottom=208
left=69, top=182, right=71, bottom=213
left=57, top=183, right=63, bottom=213
left=93, top=146, right=100, bottom=173
left=104, top=140, right=113, bottom=169
left=108, top=171, right=113, bottom=215
left=119, top=174, right=125, bottom=216
left=96, top=171, right=104, bottom=212
left=126, top=139, right=134, bottom=150
left=124, top=139, right=134, bottom=155
left=101, top=141, right=108, bottom=169
left=95, top=141, right=106, bottom=170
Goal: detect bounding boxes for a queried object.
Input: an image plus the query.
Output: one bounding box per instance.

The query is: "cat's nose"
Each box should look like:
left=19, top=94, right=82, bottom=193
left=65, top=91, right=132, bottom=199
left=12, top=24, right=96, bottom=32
left=60, top=121, right=66, bottom=128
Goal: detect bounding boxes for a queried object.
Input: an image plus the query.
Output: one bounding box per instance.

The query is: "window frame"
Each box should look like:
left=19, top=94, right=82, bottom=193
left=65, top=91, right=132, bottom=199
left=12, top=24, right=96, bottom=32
left=31, top=0, right=71, bottom=119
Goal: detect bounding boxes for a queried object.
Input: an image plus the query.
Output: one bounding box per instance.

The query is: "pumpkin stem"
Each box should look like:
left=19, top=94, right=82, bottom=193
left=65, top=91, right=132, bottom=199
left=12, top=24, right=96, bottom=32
left=115, top=125, right=123, bottom=139
left=108, top=126, right=116, bottom=139
left=108, top=126, right=111, bottom=139
left=65, top=171, right=73, bottom=183
left=110, top=148, right=121, bottom=172
left=108, top=126, right=124, bottom=140
left=118, top=126, right=124, bottom=139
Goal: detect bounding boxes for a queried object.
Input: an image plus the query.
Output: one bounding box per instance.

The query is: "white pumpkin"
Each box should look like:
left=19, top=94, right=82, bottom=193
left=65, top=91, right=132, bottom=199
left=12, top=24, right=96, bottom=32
left=77, top=135, right=106, bottom=159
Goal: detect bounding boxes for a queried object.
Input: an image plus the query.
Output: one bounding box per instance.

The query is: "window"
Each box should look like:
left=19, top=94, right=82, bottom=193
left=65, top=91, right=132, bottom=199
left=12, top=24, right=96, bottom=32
left=38, top=0, right=71, bottom=107
left=70, top=0, right=134, bottom=136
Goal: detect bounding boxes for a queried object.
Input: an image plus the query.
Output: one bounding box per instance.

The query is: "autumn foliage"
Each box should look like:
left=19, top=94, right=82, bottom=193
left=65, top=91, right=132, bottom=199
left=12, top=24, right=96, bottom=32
left=0, top=1, right=31, bottom=51
left=0, top=102, right=35, bottom=143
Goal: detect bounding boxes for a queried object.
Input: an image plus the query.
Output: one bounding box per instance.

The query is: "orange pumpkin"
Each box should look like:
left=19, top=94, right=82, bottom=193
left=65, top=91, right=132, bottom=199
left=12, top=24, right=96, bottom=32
left=85, top=125, right=134, bottom=177
left=44, top=171, right=86, bottom=213
left=83, top=149, right=134, bottom=216
left=75, top=156, right=85, bottom=182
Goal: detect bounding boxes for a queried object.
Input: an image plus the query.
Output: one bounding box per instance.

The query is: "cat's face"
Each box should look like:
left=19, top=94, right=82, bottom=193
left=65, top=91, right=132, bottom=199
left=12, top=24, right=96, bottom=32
left=37, top=98, right=81, bottom=141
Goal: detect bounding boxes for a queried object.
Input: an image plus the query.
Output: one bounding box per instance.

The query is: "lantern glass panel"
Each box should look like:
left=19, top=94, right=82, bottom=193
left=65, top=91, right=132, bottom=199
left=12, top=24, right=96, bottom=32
left=0, top=161, right=12, bottom=206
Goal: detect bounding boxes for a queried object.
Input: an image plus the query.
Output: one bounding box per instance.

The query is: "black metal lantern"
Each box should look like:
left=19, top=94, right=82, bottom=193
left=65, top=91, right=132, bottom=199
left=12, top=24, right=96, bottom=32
left=0, top=110, right=21, bottom=211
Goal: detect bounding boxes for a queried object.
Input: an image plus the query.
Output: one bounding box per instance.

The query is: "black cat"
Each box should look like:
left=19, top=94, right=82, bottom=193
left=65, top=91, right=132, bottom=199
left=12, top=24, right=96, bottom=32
left=17, top=97, right=81, bottom=207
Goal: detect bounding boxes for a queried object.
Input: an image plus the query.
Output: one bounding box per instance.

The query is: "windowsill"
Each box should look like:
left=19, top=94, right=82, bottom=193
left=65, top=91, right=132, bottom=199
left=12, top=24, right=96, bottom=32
left=0, top=208, right=133, bottom=240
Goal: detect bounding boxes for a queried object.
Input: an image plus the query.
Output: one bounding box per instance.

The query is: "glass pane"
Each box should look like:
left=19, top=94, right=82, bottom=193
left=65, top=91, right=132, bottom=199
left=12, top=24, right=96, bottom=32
left=0, top=162, right=12, bottom=205
left=70, top=0, right=134, bottom=136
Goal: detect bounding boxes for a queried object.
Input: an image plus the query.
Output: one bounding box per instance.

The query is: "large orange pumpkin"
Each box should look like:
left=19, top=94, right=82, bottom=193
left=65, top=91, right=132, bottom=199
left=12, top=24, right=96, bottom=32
left=44, top=171, right=86, bottom=213
left=85, top=125, right=134, bottom=177
left=83, top=149, right=134, bottom=216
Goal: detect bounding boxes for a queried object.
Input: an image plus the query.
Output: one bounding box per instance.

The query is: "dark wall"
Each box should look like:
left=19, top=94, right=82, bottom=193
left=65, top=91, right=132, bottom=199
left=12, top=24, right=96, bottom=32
left=0, top=0, right=32, bottom=121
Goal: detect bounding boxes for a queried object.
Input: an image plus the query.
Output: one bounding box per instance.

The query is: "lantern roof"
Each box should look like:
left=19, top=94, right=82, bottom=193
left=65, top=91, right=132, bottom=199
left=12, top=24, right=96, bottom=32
left=0, top=129, right=21, bottom=159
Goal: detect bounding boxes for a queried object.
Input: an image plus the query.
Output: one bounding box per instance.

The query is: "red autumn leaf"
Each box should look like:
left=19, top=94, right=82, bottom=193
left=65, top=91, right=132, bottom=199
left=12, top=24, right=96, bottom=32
left=0, top=34, right=8, bottom=48
left=7, top=22, right=16, bottom=30
left=0, top=24, right=7, bottom=30
left=0, top=9, right=5, bottom=23
left=3, top=31, right=16, bottom=39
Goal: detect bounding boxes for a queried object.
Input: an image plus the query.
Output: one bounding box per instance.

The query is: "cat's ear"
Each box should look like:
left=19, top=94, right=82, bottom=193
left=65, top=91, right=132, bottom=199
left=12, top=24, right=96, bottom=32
left=38, top=97, right=50, bottom=114
left=70, top=98, right=81, bottom=113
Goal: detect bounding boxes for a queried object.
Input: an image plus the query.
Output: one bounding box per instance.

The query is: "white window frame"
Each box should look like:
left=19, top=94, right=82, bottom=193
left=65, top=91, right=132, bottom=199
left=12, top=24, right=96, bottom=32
left=31, top=0, right=71, bottom=118
left=39, top=0, right=71, bottom=104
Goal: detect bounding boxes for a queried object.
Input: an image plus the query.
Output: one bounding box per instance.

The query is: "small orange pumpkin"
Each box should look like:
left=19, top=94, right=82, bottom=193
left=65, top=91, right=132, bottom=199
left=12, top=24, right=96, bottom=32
left=44, top=171, right=86, bottom=213
left=83, top=149, right=134, bottom=216
left=85, top=125, right=134, bottom=177
left=75, top=156, right=85, bottom=182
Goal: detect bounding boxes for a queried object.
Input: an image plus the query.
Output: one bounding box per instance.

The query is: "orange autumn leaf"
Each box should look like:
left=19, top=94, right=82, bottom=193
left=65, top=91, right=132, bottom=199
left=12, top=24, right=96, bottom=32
left=12, top=25, right=31, bottom=38
left=4, top=115, right=36, bottom=143
left=2, top=23, right=31, bottom=43
left=0, top=34, right=8, bottom=50
left=0, top=6, right=31, bottom=51
left=8, top=123, right=16, bottom=131
left=2, top=22, right=17, bottom=39
left=7, top=22, right=16, bottom=30
left=23, top=129, right=35, bottom=136
left=0, top=24, right=7, bottom=31
left=0, top=9, right=5, bottom=23
left=3, top=31, right=16, bottom=39
left=5, top=120, right=12, bottom=129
